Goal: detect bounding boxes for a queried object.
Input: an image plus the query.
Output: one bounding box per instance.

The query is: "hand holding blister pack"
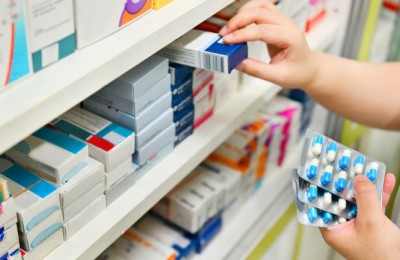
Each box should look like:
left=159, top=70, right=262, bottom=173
left=292, top=128, right=387, bottom=227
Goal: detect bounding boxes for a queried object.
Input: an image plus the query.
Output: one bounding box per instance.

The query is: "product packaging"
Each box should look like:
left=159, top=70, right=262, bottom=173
left=104, top=157, right=133, bottom=190
left=153, top=0, right=172, bottom=9
left=0, top=225, right=19, bottom=257
left=20, top=228, right=63, bottom=259
left=105, top=172, right=135, bottom=206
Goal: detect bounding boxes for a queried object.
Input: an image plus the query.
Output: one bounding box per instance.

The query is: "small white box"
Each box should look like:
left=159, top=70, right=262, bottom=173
left=63, top=195, right=106, bottom=240
left=84, top=91, right=172, bottom=133
left=59, top=158, right=104, bottom=209
left=214, top=70, right=239, bottom=108
left=51, top=106, right=135, bottom=173
left=0, top=225, right=19, bottom=257
left=105, top=157, right=133, bottom=190
left=20, top=228, right=63, bottom=259
left=1, top=242, right=21, bottom=260
left=91, top=74, right=171, bottom=116
left=193, top=79, right=215, bottom=129
left=5, top=127, right=89, bottom=187
left=105, top=172, right=135, bottom=206
left=0, top=159, right=61, bottom=234
left=0, top=198, right=18, bottom=230
left=62, top=180, right=104, bottom=223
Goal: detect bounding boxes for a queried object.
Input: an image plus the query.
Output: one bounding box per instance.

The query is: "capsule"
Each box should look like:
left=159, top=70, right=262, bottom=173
left=338, top=150, right=351, bottom=170
left=323, top=192, right=332, bottom=207
left=311, top=135, right=324, bottom=157
left=353, top=155, right=365, bottom=175
left=366, top=162, right=379, bottom=182
left=347, top=181, right=354, bottom=200
left=335, top=171, right=347, bottom=192
left=349, top=204, right=358, bottom=219
left=325, top=142, right=337, bottom=163
left=320, top=165, right=333, bottom=186
left=307, top=185, right=318, bottom=202
left=306, top=158, right=319, bottom=180
left=307, top=207, right=318, bottom=223
left=338, top=198, right=346, bottom=211
left=339, top=217, right=347, bottom=224
left=322, top=211, right=333, bottom=224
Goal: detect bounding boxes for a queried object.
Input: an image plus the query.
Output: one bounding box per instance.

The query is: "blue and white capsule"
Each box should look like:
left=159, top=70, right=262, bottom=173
left=311, top=135, right=324, bottom=157
left=320, top=165, right=333, bottom=186
left=335, top=171, right=347, bottom=192
left=306, top=158, right=319, bottom=180
left=307, top=207, right=318, bottom=223
left=366, top=162, right=379, bottom=182
left=338, top=198, right=346, bottom=211
left=323, top=191, right=332, bottom=208
left=307, top=184, right=318, bottom=202
left=338, top=149, right=351, bottom=170
left=353, top=155, right=365, bottom=175
left=339, top=217, right=347, bottom=224
left=325, top=142, right=337, bottom=163
left=322, top=211, right=333, bottom=224
left=347, top=180, right=354, bottom=200
left=349, top=204, right=358, bottom=219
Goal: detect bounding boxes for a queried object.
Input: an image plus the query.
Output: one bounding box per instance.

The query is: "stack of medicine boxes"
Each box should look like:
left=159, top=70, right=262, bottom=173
left=83, top=55, right=175, bottom=180
left=0, top=176, right=22, bottom=259
left=192, top=68, right=215, bottom=129
left=49, top=106, right=135, bottom=206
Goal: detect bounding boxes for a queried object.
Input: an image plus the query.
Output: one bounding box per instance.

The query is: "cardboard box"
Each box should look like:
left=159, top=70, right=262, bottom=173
left=171, top=76, right=192, bottom=106
left=51, top=106, right=135, bottom=173
left=99, top=55, right=168, bottom=100
left=169, top=63, right=194, bottom=88
left=90, top=74, right=171, bottom=116
left=105, top=157, right=133, bottom=190
left=59, top=158, right=104, bottom=209
left=175, top=124, right=193, bottom=147
left=5, top=127, right=89, bottom=187
left=62, top=180, right=104, bottom=222
left=0, top=225, right=19, bottom=257
left=172, top=94, right=193, bottom=116
left=84, top=92, right=172, bottom=133
left=0, top=177, right=10, bottom=203
left=20, top=228, right=63, bottom=259
left=1, top=242, right=21, bottom=260
left=193, top=79, right=215, bottom=129
left=63, top=195, right=106, bottom=240
left=0, top=198, right=18, bottom=230
left=153, top=0, right=172, bottom=9
left=174, top=107, right=194, bottom=133
left=74, top=0, right=152, bottom=48
left=133, top=123, right=175, bottom=166
left=23, top=0, right=75, bottom=72
left=158, top=30, right=248, bottom=74
left=192, top=68, right=214, bottom=93
left=0, top=0, right=31, bottom=91
left=105, top=172, right=135, bottom=206
left=214, top=70, right=238, bottom=108
left=0, top=158, right=61, bottom=234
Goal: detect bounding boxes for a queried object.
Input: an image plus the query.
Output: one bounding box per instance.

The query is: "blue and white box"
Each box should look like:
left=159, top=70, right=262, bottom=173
left=169, top=63, right=194, bottom=87
left=159, top=30, right=248, bottom=74
left=175, top=124, right=193, bottom=147
left=5, top=127, right=89, bottom=187
left=20, top=228, right=63, bottom=260
left=173, top=94, right=193, bottom=116
left=171, top=76, right=192, bottom=106
left=174, top=108, right=194, bottom=134
left=0, top=237, right=21, bottom=260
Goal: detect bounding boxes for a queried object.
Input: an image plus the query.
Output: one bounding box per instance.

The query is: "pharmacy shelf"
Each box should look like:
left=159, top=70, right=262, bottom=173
left=0, top=0, right=235, bottom=155
left=45, top=81, right=281, bottom=260
left=193, top=145, right=300, bottom=260
left=306, top=18, right=340, bottom=52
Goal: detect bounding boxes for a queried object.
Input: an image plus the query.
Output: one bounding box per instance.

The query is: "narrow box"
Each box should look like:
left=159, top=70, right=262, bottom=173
left=0, top=225, right=19, bottom=257
left=51, top=106, right=135, bottom=173
left=175, top=124, right=193, bottom=147
left=20, top=228, right=63, bottom=260
left=0, top=177, right=11, bottom=203
left=171, top=76, right=192, bottom=106
left=5, top=126, right=89, bottom=187
left=105, top=157, right=133, bottom=190
left=172, top=93, right=193, bottom=116
left=193, top=80, right=215, bottom=129
left=174, top=107, right=194, bottom=134
left=0, top=198, right=18, bottom=230
left=105, top=172, right=135, bottom=206
left=169, top=63, right=194, bottom=87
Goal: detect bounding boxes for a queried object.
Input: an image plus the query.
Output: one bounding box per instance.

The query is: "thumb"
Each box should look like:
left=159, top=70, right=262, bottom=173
left=236, top=58, right=284, bottom=85
left=354, top=175, right=382, bottom=226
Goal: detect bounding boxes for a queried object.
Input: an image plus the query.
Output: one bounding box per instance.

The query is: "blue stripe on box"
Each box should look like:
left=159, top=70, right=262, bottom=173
left=30, top=180, right=57, bottom=198
left=97, top=123, right=133, bottom=139
left=205, top=40, right=248, bottom=73
left=54, top=120, right=92, bottom=141
left=33, top=127, right=87, bottom=154
left=2, top=164, right=40, bottom=188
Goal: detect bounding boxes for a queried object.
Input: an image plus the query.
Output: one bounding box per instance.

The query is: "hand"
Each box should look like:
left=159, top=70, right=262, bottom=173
left=320, top=174, right=400, bottom=260
left=219, top=0, right=318, bottom=89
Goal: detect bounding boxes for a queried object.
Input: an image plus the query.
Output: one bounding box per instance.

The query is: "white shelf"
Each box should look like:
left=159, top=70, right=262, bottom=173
left=0, top=0, right=234, bottom=155
left=193, top=145, right=300, bottom=260
left=307, top=18, right=340, bottom=51
left=44, top=81, right=280, bottom=260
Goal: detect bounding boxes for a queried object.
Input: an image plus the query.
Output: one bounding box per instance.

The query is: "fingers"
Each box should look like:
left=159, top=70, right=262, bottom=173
left=238, top=0, right=279, bottom=14
left=382, top=173, right=396, bottom=210
left=319, top=219, right=354, bottom=249
left=236, top=58, right=284, bottom=85
left=354, top=175, right=382, bottom=226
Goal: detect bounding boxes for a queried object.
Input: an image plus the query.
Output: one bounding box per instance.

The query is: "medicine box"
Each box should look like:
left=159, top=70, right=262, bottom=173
left=192, top=68, right=214, bottom=94
left=105, top=157, right=133, bottom=190
left=133, top=123, right=175, bottom=166
left=59, top=158, right=104, bottom=209
left=63, top=195, right=106, bottom=240
left=105, top=172, right=135, bottom=206
left=193, top=80, right=215, bottom=129
left=99, top=55, right=168, bottom=101
left=5, top=126, right=89, bottom=187
left=173, top=94, right=193, bottom=115
left=153, top=0, right=172, bottom=10
left=158, top=30, right=248, bottom=74
left=90, top=74, right=171, bottom=117
left=0, top=158, right=61, bottom=234
left=23, top=0, right=75, bottom=72
left=0, top=0, right=31, bottom=90
left=74, top=0, right=152, bottom=48
left=0, top=198, right=18, bottom=230
left=20, top=228, right=63, bottom=260
left=214, top=70, right=239, bottom=108
left=0, top=225, right=19, bottom=257
left=175, top=124, right=193, bottom=147
left=189, top=213, right=222, bottom=253
left=1, top=242, right=20, bottom=260
left=51, top=106, right=135, bottom=173
left=0, top=177, right=10, bottom=203
left=84, top=91, right=172, bottom=134
left=169, top=63, right=194, bottom=88
left=174, top=107, right=194, bottom=134
left=171, top=77, right=192, bottom=106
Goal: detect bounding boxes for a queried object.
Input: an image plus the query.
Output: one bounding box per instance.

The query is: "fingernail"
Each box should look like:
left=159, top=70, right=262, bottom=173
left=219, top=26, right=228, bottom=35
left=223, top=33, right=233, bottom=42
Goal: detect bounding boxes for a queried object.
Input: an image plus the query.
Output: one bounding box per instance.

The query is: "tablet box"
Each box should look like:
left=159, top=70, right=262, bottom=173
left=74, top=0, right=152, bottom=48
left=174, top=107, right=194, bottom=133
left=0, top=225, right=19, bottom=256
left=63, top=194, right=106, bottom=240
left=0, top=158, right=61, bottom=234
left=171, top=76, right=192, bottom=106
left=83, top=92, right=172, bottom=134
left=19, top=209, right=63, bottom=251
left=0, top=177, right=11, bottom=203
left=23, top=0, right=75, bottom=72
left=175, top=124, right=193, bottom=147
left=105, top=157, right=133, bottom=190
left=59, top=158, right=104, bottom=209
left=172, top=94, right=193, bottom=116
left=192, top=68, right=214, bottom=94
left=189, top=213, right=222, bottom=253
left=153, top=0, right=172, bottom=9
left=214, top=70, right=239, bottom=108
left=0, top=0, right=31, bottom=90
left=51, top=106, right=135, bottom=173
left=169, top=63, right=194, bottom=87
left=90, top=74, right=171, bottom=116
left=99, top=55, right=168, bottom=101
left=5, top=126, right=89, bottom=187
left=193, top=80, right=215, bottom=129
left=133, top=123, right=175, bottom=166
left=1, top=242, right=20, bottom=260
left=105, top=171, right=135, bottom=206
left=62, top=180, right=104, bottom=223
left=0, top=198, right=18, bottom=230
left=20, top=228, right=63, bottom=259
left=158, top=30, right=248, bottom=74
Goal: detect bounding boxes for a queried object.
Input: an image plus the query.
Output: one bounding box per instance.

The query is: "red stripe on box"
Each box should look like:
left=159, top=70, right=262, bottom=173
left=88, top=136, right=115, bottom=152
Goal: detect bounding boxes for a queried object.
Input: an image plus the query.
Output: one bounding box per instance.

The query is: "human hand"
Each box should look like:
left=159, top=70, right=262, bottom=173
left=219, top=0, right=319, bottom=89
left=320, top=174, right=400, bottom=260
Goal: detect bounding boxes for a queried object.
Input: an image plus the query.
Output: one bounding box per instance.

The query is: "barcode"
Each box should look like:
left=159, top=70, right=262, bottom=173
left=202, top=53, right=225, bottom=73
